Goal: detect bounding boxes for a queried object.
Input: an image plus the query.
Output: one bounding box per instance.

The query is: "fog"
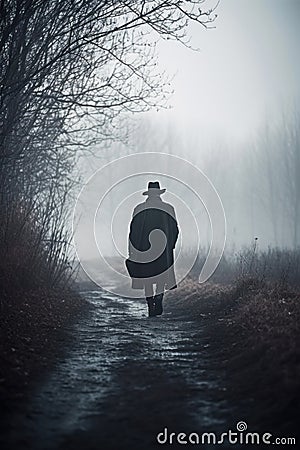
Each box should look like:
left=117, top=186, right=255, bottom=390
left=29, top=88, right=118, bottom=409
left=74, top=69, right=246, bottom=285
left=75, top=0, right=300, bottom=261
left=156, top=0, right=300, bottom=143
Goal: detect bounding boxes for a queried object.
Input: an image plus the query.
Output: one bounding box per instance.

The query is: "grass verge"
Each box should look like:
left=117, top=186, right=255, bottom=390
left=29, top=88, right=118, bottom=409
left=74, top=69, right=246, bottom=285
left=0, top=287, right=90, bottom=415
left=165, top=277, right=300, bottom=439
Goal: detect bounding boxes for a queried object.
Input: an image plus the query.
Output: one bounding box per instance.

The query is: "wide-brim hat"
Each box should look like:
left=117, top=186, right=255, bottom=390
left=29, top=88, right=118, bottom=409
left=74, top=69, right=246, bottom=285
left=143, top=181, right=166, bottom=196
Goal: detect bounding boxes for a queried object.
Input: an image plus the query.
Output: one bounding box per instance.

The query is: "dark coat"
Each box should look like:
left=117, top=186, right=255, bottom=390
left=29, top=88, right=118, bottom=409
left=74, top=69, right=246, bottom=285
left=126, top=196, right=179, bottom=290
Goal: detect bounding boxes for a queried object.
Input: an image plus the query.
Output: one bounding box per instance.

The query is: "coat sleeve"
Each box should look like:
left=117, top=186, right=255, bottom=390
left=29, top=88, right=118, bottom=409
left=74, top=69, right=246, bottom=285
left=168, top=206, right=179, bottom=249
left=128, top=209, right=135, bottom=257
left=128, top=206, right=142, bottom=257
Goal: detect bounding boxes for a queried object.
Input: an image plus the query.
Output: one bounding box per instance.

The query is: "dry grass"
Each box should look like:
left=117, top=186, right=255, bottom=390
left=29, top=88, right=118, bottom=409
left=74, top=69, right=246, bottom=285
left=165, top=271, right=300, bottom=436
left=0, top=287, right=88, bottom=413
left=0, top=197, right=86, bottom=412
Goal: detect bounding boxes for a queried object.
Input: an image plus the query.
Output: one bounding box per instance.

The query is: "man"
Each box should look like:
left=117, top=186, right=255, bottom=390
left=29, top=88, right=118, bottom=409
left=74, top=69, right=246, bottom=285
left=126, top=181, right=179, bottom=317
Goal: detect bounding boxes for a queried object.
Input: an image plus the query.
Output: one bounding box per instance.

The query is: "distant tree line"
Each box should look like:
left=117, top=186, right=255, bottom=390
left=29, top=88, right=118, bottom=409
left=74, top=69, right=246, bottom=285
left=107, top=103, right=300, bottom=250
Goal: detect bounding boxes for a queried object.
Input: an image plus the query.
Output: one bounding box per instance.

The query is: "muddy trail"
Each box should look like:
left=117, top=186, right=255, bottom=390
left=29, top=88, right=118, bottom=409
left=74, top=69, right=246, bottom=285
left=2, top=290, right=243, bottom=450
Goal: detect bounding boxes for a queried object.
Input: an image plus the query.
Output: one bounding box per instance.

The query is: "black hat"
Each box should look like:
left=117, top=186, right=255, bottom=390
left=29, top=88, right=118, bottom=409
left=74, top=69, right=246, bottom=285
left=142, top=181, right=166, bottom=196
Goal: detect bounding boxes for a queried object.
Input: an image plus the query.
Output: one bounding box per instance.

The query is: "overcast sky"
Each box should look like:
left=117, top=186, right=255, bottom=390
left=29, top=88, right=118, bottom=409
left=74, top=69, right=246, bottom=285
left=77, top=1, right=300, bottom=261
left=152, top=0, right=300, bottom=144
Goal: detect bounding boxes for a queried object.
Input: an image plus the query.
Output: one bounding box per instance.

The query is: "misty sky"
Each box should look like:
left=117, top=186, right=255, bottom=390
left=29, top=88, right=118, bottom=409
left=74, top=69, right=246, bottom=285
left=77, top=0, right=300, bottom=261
left=153, top=0, right=300, bottom=143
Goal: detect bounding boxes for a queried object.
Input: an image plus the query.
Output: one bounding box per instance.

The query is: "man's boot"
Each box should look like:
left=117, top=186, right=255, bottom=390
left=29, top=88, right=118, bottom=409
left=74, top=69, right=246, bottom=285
left=146, top=297, right=156, bottom=317
left=154, top=293, right=164, bottom=315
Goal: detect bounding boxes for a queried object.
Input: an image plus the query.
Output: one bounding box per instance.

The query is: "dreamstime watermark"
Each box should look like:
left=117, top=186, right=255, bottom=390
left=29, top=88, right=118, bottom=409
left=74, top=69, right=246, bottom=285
left=156, top=421, right=296, bottom=446
left=72, top=153, right=226, bottom=297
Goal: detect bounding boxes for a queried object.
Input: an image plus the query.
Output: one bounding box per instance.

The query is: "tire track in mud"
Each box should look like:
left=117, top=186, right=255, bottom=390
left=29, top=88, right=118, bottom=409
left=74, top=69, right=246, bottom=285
left=4, top=290, right=235, bottom=450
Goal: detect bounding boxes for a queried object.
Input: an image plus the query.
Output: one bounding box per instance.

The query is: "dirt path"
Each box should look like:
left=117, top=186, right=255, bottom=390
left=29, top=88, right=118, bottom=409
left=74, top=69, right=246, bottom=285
left=3, top=290, right=240, bottom=450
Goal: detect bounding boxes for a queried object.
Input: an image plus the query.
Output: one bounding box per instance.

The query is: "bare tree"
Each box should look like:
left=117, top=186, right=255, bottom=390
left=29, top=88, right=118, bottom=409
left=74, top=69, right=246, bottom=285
left=247, top=105, right=300, bottom=248
left=0, top=0, right=217, bottom=289
left=277, top=106, right=300, bottom=247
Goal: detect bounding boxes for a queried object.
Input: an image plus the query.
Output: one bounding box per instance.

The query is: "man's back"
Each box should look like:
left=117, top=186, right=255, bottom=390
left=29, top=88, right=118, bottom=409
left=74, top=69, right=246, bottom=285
left=129, top=197, right=178, bottom=253
left=126, top=181, right=179, bottom=316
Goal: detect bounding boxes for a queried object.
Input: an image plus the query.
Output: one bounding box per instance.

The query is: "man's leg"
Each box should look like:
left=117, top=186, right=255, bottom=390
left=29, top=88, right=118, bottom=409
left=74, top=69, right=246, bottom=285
left=144, top=281, right=155, bottom=317
left=154, top=279, right=165, bottom=316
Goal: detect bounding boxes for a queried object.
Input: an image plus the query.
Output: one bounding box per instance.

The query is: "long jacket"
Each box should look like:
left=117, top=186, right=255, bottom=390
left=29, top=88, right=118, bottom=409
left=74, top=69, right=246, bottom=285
left=126, top=196, right=179, bottom=290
